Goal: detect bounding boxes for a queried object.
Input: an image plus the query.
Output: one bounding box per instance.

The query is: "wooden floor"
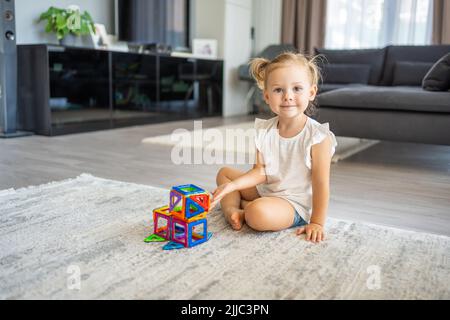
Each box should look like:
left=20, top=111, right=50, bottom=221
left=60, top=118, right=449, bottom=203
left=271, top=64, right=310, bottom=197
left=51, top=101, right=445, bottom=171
left=1, top=115, right=450, bottom=236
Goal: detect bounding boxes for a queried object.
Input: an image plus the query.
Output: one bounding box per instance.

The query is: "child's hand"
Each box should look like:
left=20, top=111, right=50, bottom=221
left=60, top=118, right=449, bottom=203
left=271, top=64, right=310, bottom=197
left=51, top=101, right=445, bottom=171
left=210, top=182, right=236, bottom=209
left=296, top=223, right=325, bottom=243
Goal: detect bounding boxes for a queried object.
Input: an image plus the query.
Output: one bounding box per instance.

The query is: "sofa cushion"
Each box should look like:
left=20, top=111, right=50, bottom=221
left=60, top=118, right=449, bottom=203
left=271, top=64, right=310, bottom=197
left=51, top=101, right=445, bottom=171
left=238, top=64, right=252, bottom=82
left=321, top=64, right=371, bottom=84
left=315, top=47, right=386, bottom=85
left=380, top=45, right=450, bottom=85
left=319, top=83, right=366, bottom=93
left=392, top=61, right=434, bottom=86
left=422, top=53, right=450, bottom=91
left=317, top=85, right=450, bottom=113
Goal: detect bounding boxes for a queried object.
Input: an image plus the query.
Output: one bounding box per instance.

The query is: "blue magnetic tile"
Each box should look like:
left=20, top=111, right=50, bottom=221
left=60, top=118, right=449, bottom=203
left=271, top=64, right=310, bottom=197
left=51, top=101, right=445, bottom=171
left=163, top=241, right=185, bottom=250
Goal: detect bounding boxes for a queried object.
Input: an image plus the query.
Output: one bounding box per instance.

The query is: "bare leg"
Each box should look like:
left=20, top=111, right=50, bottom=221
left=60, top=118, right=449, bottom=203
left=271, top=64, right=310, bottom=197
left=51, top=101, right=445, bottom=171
left=244, top=197, right=297, bottom=232
left=216, top=167, right=260, bottom=230
left=240, top=199, right=252, bottom=210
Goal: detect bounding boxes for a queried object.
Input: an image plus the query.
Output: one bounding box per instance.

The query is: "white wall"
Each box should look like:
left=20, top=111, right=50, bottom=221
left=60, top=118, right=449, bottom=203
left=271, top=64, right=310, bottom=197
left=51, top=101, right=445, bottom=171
left=191, top=0, right=226, bottom=59
left=15, top=0, right=114, bottom=45
left=221, top=0, right=282, bottom=116
left=192, top=0, right=253, bottom=117
left=223, top=0, right=252, bottom=116
left=252, top=0, right=282, bottom=55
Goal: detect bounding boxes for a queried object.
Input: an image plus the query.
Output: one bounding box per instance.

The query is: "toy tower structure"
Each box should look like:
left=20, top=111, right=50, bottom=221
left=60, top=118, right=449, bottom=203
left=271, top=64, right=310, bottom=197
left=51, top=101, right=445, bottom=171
left=152, top=184, right=211, bottom=248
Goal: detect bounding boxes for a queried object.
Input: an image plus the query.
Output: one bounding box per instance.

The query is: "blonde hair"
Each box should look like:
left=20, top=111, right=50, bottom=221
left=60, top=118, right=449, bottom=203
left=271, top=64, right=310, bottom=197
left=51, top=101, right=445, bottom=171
left=249, top=52, right=322, bottom=116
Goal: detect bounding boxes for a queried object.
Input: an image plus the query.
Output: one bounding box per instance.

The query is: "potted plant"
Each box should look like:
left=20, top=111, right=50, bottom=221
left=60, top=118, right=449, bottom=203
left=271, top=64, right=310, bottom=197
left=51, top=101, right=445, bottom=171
left=38, top=5, right=96, bottom=46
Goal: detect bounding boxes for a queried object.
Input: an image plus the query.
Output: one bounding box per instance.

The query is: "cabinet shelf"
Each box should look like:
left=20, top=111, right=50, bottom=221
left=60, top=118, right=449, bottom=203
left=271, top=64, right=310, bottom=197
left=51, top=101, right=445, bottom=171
left=113, top=78, right=156, bottom=85
left=17, top=44, right=223, bottom=136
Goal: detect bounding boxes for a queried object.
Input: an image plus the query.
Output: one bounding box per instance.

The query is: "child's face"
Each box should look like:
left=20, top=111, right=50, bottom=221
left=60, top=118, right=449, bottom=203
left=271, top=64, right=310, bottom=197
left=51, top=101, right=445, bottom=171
left=263, top=64, right=317, bottom=119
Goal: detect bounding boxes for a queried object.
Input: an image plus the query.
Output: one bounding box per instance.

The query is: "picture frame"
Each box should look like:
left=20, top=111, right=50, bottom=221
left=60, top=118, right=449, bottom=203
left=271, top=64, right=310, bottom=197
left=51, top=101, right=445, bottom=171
left=192, top=39, right=218, bottom=59
left=91, top=23, right=110, bottom=49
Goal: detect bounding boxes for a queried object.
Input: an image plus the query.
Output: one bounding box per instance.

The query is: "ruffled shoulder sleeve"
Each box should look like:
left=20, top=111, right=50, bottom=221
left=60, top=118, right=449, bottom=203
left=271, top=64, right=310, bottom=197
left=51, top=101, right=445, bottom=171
left=254, top=117, right=275, bottom=152
left=305, top=121, right=338, bottom=169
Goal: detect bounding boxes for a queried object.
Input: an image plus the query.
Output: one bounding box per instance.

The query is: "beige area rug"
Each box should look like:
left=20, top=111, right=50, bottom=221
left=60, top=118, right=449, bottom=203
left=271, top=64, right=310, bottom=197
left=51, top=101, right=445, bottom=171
left=142, top=121, right=379, bottom=163
left=1, top=174, right=449, bottom=299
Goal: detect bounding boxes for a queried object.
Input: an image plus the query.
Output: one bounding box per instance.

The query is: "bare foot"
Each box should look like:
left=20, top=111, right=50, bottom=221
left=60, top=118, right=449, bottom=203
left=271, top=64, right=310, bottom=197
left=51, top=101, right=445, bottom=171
left=223, top=207, right=245, bottom=230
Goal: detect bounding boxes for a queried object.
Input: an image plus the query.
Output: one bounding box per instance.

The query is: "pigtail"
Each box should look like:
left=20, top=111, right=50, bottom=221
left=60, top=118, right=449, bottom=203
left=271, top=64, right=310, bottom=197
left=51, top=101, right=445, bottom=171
left=249, top=58, right=270, bottom=90
left=307, top=55, right=323, bottom=88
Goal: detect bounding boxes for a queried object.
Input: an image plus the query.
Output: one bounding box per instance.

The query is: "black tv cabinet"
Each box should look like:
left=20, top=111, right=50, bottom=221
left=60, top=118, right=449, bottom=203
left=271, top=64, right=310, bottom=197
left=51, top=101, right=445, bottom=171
left=17, top=45, right=223, bottom=136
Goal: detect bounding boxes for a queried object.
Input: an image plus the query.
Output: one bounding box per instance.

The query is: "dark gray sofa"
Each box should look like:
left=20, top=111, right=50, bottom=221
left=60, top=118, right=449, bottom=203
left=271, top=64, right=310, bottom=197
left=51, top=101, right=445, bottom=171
left=315, top=45, right=450, bottom=145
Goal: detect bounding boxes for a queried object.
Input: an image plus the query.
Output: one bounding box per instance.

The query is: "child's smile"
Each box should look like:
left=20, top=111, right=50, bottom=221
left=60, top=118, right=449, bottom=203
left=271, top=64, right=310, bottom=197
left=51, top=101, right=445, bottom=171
left=279, top=105, right=300, bottom=115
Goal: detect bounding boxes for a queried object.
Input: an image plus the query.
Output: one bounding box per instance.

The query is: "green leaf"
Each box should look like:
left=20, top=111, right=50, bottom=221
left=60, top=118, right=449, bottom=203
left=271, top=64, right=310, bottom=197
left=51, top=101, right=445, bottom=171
left=38, top=6, right=96, bottom=38
left=56, top=15, right=66, bottom=30
left=39, top=7, right=59, bottom=21
left=45, top=21, right=53, bottom=33
left=80, top=23, right=89, bottom=35
left=82, top=11, right=94, bottom=23
left=39, top=9, right=52, bottom=22
left=38, top=12, right=49, bottom=22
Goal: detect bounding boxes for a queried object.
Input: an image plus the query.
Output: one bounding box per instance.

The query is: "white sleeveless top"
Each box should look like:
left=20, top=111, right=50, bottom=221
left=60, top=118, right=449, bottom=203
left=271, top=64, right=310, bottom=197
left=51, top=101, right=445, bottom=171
left=254, top=116, right=337, bottom=222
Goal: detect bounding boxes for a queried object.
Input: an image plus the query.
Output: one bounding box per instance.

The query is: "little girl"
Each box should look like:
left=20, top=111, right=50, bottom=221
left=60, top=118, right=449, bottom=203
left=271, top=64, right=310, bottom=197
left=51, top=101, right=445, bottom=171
left=210, top=52, right=337, bottom=243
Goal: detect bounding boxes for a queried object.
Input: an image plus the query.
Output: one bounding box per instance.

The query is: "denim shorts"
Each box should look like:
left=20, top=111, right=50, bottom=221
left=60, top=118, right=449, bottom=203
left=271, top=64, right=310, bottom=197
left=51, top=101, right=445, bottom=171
left=291, top=210, right=308, bottom=228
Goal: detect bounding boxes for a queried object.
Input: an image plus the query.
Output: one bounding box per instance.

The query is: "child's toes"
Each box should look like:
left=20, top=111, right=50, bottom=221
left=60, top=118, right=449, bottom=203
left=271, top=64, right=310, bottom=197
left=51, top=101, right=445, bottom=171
left=229, top=211, right=244, bottom=230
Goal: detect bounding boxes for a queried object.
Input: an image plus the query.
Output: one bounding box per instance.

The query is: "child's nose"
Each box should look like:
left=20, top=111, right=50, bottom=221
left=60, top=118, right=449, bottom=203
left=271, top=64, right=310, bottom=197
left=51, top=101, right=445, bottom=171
left=283, top=90, right=294, bottom=101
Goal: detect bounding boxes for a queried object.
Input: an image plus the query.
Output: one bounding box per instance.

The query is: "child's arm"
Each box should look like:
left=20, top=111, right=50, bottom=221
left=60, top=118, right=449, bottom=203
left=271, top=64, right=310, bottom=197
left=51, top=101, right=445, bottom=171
left=210, top=150, right=266, bottom=209
left=297, top=136, right=333, bottom=242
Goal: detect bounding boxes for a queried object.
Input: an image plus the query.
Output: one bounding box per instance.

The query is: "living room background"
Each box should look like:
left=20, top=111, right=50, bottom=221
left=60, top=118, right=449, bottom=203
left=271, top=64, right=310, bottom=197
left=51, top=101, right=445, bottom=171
left=325, top=0, right=434, bottom=49
left=1, top=0, right=450, bottom=302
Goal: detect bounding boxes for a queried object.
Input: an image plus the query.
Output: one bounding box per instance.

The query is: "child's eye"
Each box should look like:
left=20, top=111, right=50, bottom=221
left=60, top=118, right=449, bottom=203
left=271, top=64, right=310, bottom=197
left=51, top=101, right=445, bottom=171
left=273, top=88, right=283, bottom=93
left=293, top=86, right=303, bottom=92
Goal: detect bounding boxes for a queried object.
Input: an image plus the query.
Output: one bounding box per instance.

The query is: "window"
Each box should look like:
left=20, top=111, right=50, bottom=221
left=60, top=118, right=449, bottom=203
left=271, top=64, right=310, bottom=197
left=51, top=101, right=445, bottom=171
left=325, top=0, right=433, bottom=49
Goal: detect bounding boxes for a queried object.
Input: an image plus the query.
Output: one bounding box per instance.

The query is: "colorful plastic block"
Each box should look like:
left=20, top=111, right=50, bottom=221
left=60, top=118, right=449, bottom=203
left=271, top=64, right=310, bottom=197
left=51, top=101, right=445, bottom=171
left=163, top=241, right=185, bottom=250
left=148, top=184, right=212, bottom=250
left=144, top=234, right=167, bottom=243
left=172, top=184, right=205, bottom=195
left=153, top=205, right=172, bottom=240
left=171, top=217, right=208, bottom=248
left=169, top=184, right=210, bottom=221
left=170, top=218, right=188, bottom=246
left=188, top=219, right=208, bottom=247
left=170, top=190, right=201, bottom=220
